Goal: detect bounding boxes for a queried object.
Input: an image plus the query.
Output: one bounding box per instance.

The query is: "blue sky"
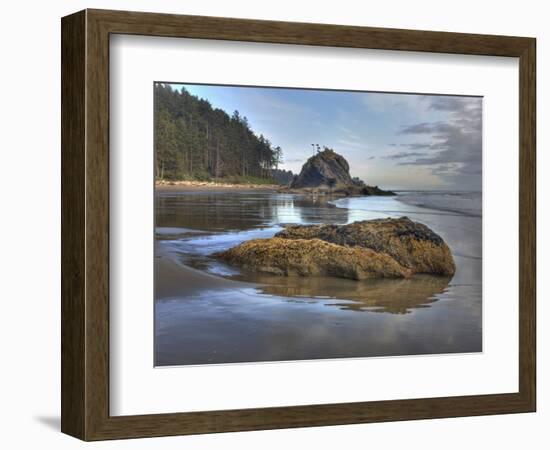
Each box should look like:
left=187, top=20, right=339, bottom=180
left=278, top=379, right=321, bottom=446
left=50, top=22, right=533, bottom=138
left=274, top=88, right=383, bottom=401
left=169, top=83, right=482, bottom=190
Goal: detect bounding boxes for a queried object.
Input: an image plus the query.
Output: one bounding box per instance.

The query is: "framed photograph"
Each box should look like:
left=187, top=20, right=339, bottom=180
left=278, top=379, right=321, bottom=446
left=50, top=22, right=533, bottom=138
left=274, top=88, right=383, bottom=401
left=61, top=9, right=536, bottom=440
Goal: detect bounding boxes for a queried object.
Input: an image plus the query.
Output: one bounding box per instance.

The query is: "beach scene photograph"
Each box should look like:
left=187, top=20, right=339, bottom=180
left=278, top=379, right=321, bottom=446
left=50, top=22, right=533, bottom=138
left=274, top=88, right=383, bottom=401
left=154, top=82, right=482, bottom=366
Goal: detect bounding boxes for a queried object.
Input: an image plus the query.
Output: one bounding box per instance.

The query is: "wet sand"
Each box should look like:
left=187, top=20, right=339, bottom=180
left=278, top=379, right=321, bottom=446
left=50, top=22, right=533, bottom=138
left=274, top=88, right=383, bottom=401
left=155, top=190, right=482, bottom=366
left=155, top=241, right=255, bottom=298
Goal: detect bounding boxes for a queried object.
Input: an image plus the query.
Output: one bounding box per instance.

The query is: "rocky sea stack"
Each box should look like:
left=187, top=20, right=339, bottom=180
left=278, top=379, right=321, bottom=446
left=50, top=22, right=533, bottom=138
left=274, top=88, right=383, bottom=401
left=289, top=148, right=395, bottom=196
left=291, top=148, right=353, bottom=188
left=216, top=217, right=455, bottom=280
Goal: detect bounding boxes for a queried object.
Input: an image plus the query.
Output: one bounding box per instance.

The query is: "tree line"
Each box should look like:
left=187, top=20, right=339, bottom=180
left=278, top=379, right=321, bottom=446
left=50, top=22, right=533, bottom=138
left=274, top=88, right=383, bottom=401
left=155, top=83, right=284, bottom=182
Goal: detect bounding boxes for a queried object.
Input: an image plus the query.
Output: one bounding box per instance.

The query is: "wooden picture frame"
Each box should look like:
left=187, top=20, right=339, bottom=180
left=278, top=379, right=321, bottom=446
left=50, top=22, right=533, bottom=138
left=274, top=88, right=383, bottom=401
left=61, top=8, right=536, bottom=441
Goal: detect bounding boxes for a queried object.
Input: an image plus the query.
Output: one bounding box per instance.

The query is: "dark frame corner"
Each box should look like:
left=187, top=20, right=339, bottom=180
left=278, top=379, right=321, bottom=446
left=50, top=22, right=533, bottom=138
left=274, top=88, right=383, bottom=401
left=61, top=8, right=536, bottom=441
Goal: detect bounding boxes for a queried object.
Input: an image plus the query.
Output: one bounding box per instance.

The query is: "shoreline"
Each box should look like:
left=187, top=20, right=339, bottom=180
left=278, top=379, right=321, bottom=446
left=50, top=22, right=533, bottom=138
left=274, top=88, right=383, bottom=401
left=155, top=181, right=394, bottom=200
left=156, top=241, right=256, bottom=299
left=393, top=191, right=482, bottom=218
left=156, top=180, right=280, bottom=192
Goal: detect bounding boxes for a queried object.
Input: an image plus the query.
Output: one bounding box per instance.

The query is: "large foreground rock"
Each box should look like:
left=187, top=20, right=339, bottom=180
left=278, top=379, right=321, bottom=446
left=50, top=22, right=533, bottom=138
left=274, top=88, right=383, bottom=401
left=216, top=237, right=411, bottom=280
left=276, top=217, right=455, bottom=276
left=216, top=217, right=455, bottom=280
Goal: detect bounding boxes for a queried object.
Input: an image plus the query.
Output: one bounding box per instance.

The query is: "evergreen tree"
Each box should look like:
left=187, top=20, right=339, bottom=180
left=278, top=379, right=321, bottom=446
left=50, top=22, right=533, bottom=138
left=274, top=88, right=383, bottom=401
left=155, top=83, right=283, bottom=182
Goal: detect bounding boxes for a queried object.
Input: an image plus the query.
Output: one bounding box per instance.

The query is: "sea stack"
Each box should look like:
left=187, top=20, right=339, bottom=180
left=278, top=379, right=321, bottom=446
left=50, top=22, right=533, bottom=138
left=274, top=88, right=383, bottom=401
left=290, top=148, right=395, bottom=196
left=291, top=148, right=354, bottom=189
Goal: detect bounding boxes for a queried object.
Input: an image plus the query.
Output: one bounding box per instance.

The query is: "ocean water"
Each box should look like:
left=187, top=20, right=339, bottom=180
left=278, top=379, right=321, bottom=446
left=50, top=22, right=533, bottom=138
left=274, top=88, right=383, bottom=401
left=394, top=190, right=482, bottom=217
left=155, top=190, right=482, bottom=366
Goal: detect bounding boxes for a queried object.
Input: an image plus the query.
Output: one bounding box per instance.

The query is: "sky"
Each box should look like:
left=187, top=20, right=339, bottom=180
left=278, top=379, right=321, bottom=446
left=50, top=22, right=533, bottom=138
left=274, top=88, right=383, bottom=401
left=169, top=83, right=482, bottom=191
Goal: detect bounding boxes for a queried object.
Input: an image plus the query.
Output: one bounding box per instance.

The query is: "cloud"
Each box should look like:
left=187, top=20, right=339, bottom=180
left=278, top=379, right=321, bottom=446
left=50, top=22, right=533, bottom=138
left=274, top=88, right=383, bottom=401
left=429, top=96, right=480, bottom=112
left=389, top=142, right=446, bottom=150
left=338, top=126, right=360, bottom=141
left=400, top=121, right=457, bottom=135
left=384, top=152, right=424, bottom=160
left=247, top=90, right=315, bottom=116
left=393, top=96, right=482, bottom=188
left=360, top=92, right=429, bottom=115
left=337, top=139, right=368, bottom=150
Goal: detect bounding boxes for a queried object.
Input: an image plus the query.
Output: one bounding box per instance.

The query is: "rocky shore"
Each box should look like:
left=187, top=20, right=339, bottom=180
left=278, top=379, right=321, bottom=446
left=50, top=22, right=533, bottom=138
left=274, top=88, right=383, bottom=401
left=281, top=184, right=395, bottom=197
left=216, top=217, right=455, bottom=280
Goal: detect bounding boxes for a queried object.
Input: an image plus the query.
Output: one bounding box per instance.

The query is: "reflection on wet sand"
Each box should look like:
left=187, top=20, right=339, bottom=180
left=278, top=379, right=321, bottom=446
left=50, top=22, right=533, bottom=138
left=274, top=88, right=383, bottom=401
left=155, top=191, right=349, bottom=232
left=292, top=195, right=349, bottom=224
left=231, top=272, right=452, bottom=314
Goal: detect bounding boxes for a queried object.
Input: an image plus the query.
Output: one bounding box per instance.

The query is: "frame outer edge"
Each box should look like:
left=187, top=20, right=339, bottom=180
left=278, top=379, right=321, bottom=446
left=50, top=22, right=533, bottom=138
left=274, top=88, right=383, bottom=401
left=84, top=8, right=533, bottom=57
left=61, top=10, right=87, bottom=440
left=518, top=38, right=536, bottom=410
left=60, top=8, right=537, bottom=440
left=84, top=8, right=112, bottom=440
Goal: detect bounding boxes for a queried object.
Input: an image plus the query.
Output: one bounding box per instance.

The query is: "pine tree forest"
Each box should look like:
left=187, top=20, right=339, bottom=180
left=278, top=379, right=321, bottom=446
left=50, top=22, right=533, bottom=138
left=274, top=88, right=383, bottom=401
left=155, top=83, right=284, bottom=183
